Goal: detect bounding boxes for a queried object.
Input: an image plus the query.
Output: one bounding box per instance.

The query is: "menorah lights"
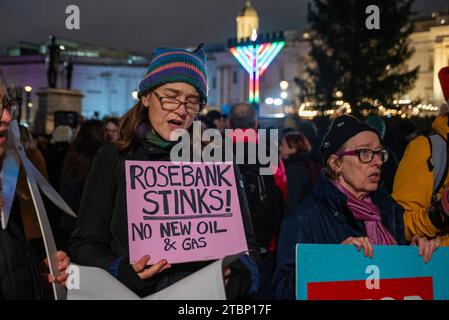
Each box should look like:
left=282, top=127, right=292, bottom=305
left=229, top=31, right=285, bottom=107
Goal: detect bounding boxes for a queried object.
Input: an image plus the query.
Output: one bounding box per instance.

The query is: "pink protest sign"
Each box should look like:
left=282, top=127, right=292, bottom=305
left=125, top=161, right=248, bottom=264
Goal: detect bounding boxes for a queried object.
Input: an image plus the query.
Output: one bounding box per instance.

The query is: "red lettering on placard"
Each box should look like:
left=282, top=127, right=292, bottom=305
left=307, top=277, right=433, bottom=300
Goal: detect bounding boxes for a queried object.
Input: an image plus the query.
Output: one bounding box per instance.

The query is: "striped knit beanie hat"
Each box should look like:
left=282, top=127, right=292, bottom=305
left=138, top=44, right=208, bottom=103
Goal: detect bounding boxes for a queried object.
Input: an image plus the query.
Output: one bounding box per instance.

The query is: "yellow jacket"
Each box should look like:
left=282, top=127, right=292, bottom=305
left=392, top=115, right=449, bottom=245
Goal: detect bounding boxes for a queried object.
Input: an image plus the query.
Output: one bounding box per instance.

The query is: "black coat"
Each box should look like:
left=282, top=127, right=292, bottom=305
left=69, top=140, right=260, bottom=298
left=0, top=210, right=43, bottom=300
left=283, top=154, right=313, bottom=215
left=272, top=172, right=406, bottom=300
left=234, top=141, right=284, bottom=248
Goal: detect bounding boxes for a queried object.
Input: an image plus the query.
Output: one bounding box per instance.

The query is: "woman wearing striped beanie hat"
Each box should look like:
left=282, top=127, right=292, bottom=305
left=119, top=44, right=209, bottom=144
left=69, top=44, right=260, bottom=300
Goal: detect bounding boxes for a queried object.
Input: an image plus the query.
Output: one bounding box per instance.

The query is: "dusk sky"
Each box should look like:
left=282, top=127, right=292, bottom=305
left=1, top=0, right=448, bottom=56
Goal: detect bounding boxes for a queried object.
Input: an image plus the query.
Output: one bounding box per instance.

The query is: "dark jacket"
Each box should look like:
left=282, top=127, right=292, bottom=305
left=283, top=153, right=315, bottom=215
left=69, top=140, right=260, bottom=298
left=234, top=140, right=284, bottom=248
left=0, top=200, right=43, bottom=300
left=272, top=172, right=406, bottom=300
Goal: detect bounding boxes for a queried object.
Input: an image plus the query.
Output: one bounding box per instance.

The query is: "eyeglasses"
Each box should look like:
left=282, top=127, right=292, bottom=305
left=335, top=148, right=389, bottom=164
left=152, top=91, right=206, bottom=117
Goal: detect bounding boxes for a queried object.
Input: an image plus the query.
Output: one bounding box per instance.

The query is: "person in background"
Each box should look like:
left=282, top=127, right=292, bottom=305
left=228, top=102, right=283, bottom=299
left=392, top=66, right=449, bottom=247
left=197, top=114, right=217, bottom=130
left=273, top=115, right=440, bottom=300
left=385, top=118, right=417, bottom=162
left=103, top=116, right=120, bottom=142
left=365, top=115, right=398, bottom=194
left=46, top=125, right=73, bottom=189
left=58, top=120, right=105, bottom=248
left=14, top=125, right=50, bottom=260
left=206, top=110, right=226, bottom=133
left=279, top=131, right=321, bottom=215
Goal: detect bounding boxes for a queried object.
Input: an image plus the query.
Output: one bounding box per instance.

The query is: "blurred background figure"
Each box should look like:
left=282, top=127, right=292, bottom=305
left=229, top=102, right=284, bottom=299
left=280, top=131, right=322, bottom=215
left=15, top=125, right=49, bottom=260
left=385, top=118, right=417, bottom=162
left=205, top=110, right=226, bottom=133
left=365, top=115, right=398, bottom=194
left=58, top=120, right=105, bottom=248
left=197, top=114, right=217, bottom=130
left=312, top=116, right=332, bottom=164
left=46, top=125, right=74, bottom=189
left=103, top=116, right=120, bottom=143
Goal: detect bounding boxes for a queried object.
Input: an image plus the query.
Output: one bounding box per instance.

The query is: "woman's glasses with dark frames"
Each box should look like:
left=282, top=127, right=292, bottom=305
left=152, top=91, right=206, bottom=117
left=335, top=148, right=389, bottom=164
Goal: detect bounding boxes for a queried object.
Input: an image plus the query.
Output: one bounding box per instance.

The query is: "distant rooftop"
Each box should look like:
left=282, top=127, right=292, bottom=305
left=411, top=10, right=449, bottom=32
left=4, top=37, right=149, bottom=66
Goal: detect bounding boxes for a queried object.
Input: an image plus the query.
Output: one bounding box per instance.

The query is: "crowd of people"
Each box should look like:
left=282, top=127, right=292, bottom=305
left=0, top=44, right=448, bottom=300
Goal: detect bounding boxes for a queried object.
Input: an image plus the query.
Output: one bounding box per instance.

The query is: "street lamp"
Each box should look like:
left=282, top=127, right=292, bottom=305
left=280, top=81, right=289, bottom=91
left=265, top=97, right=274, bottom=105
left=131, top=90, right=138, bottom=100
left=24, top=85, right=32, bottom=123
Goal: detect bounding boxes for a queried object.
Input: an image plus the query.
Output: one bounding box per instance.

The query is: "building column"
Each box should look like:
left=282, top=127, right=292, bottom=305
left=434, top=37, right=449, bottom=103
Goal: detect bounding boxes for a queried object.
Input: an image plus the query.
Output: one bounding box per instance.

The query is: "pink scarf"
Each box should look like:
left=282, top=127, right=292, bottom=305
left=333, top=181, right=397, bottom=245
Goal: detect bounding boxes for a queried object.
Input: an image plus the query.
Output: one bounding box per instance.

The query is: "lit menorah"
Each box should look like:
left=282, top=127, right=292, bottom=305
left=229, top=30, right=285, bottom=105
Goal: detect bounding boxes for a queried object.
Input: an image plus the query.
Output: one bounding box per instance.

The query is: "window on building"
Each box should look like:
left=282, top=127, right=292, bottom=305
left=233, top=71, right=238, bottom=84
left=212, top=76, right=216, bottom=89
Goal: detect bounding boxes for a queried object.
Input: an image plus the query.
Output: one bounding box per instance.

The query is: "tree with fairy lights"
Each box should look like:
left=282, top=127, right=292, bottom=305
left=306, top=0, right=418, bottom=117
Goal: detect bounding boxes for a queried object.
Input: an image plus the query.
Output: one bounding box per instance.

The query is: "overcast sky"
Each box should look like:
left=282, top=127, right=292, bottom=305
left=0, top=0, right=448, bottom=56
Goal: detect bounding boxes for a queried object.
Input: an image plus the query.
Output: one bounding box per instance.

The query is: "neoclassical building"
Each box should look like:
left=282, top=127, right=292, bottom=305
left=407, top=12, right=449, bottom=104
left=0, top=39, right=148, bottom=122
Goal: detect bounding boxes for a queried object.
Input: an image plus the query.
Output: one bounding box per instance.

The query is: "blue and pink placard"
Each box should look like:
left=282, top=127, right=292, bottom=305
left=296, top=244, right=449, bottom=300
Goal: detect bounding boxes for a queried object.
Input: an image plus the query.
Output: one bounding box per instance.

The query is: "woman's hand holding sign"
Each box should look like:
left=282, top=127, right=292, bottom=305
left=43, top=251, right=71, bottom=285
left=411, top=236, right=440, bottom=264
left=342, top=235, right=440, bottom=263
left=341, top=237, right=374, bottom=258
left=132, top=255, right=172, bottom=280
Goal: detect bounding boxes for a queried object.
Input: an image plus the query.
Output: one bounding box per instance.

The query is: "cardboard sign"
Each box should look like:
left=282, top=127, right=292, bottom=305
left=125, top=161, right=248, bottom=264
left=296, top=244, right=449, bottom=300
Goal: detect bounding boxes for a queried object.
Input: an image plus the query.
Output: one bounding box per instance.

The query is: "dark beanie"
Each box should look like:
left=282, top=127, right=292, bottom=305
left=320, top=115, right=380, bottom=162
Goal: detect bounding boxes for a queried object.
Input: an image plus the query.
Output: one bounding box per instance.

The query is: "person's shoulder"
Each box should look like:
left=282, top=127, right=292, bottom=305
left=94, top=143, right=121, bottom=163
left=98, top=142, right=119, bottom=155
left=287, top=161, right=309, bottom=175
left=289, top=194, right=320, bottom=221
left=407, top=135, right=430, bottom=151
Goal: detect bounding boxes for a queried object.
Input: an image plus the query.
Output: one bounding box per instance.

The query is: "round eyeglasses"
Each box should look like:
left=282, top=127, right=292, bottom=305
left=153, top=91, right=206, bottom=117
